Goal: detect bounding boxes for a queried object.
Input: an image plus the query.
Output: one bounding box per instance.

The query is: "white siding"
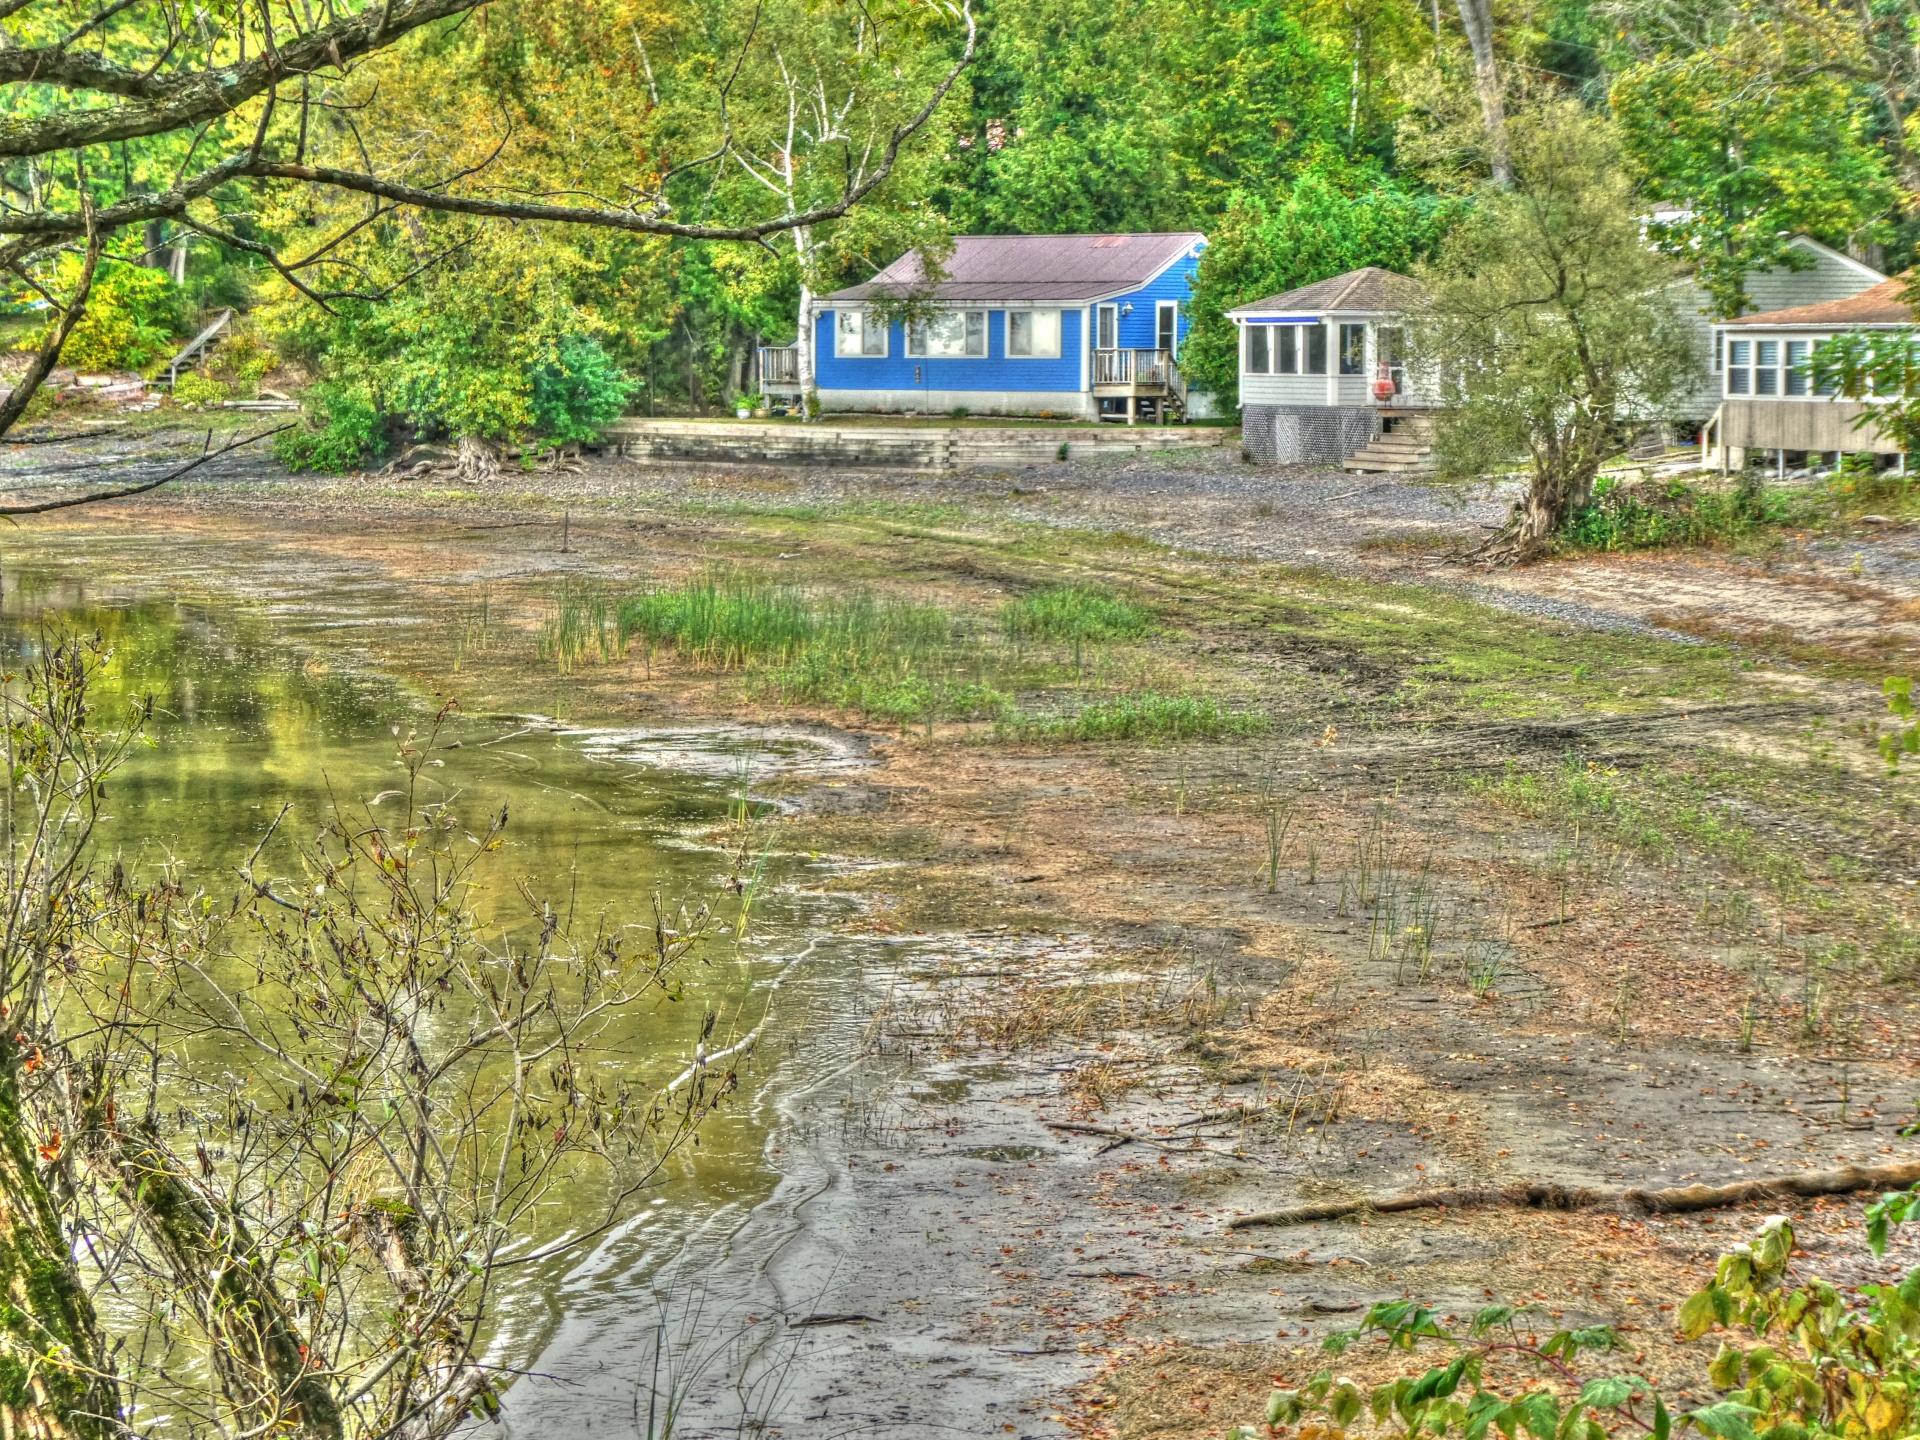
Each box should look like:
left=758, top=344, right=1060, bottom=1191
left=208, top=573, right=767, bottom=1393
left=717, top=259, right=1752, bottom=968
left=1241, top=374, right=1333, bottom=405
left=1669, top=241, right=1883, bottom=420
left=1335, top=376, right=1371, bottom=406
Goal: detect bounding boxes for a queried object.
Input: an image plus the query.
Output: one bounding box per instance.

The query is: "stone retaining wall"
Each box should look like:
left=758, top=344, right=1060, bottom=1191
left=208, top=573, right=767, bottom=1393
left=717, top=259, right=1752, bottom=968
left=604, top=421, right=1231, bottom=469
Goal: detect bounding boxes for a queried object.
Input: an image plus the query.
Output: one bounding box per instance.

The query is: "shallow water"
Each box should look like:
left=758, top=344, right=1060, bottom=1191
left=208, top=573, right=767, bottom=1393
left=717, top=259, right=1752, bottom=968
left=0, top=549, right=895, bottom=1428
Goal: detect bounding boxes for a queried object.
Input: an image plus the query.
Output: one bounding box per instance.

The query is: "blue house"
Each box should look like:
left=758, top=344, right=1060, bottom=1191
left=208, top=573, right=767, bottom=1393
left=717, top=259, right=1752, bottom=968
left=762, top=233, right=1207, bottom=423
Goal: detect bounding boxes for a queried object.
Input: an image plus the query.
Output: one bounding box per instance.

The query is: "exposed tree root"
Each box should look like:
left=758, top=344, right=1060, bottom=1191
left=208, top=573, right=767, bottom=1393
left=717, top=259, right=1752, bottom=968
left=1224, top=1159, right=1920, bottom=1230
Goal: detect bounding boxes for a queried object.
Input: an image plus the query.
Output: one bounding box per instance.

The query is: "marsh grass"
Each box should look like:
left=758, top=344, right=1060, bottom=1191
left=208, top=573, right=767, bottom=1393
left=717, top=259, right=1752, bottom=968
left=1001, top=584, right=1152, bottom=644
left=540, top=578, right=618, bottom=674
left=998, top=692, right=1267, bottom=743
left=549, top=572, right=1248, bottom=739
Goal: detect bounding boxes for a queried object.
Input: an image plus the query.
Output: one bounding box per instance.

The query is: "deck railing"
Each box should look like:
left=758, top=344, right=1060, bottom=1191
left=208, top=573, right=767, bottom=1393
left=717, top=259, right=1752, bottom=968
left=1092, top=348, right=1173, bottom=387
left=758, top=345, right=801, bottom=389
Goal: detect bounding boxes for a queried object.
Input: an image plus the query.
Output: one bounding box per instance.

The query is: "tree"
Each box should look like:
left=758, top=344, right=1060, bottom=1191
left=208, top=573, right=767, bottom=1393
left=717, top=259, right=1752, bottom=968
left=1610, top=14, right=1898, bottom=315
left=1414, top=103, right=1698, bottom=560
left=2, top=637, right=752, bottom=1438
left=0, top=0, right=976, bottom=464
left=1183, top=166, right=1461, bottom=404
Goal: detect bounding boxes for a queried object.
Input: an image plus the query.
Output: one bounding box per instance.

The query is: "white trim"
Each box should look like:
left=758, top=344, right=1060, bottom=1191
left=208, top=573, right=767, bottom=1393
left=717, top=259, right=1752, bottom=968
left=1157, top=299, right=1179, bottom=357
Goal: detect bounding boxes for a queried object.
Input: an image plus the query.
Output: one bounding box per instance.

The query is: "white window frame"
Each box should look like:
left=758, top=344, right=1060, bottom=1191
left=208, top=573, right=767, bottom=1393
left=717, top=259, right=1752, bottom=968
left=1726, top=338, right=1750, bottom=395
left=1276, top=324, right=1297, bottom=374
left=1096, top=304, right=1119, bottom=351
left=1245, top=324, right=1270, bottom=375
left=1156, top=300, right=1178, bottom=357
left=1785, top=339, right=1810, bottom=396
left=1754, top=339, right=1780, bottom=396
left=907, top=309, right=987, bottom=358
left=835, top=309, right=888, bottom=358
left=1007, top=309, right=1062, bottom=359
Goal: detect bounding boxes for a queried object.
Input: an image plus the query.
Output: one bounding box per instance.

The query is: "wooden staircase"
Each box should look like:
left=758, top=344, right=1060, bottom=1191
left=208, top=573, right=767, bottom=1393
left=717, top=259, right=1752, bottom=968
left=1342, top=412, right=1436, bottom=473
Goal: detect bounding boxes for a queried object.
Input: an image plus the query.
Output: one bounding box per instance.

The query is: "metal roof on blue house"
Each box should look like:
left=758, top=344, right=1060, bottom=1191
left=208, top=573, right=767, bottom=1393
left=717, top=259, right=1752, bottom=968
left=828, top=232, right=1207, bottom=303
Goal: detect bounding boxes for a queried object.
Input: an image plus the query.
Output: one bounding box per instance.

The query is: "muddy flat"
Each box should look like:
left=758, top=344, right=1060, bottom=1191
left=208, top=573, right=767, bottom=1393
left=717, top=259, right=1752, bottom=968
left=4, top=435, right=1917, bottom=1440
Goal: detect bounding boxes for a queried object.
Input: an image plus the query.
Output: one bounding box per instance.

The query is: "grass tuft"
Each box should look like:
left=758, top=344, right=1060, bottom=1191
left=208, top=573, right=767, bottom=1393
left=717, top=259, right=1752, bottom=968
left=1002, top=585, right=1152, bottom=644
left=999, top=692, right=1266, bottom=742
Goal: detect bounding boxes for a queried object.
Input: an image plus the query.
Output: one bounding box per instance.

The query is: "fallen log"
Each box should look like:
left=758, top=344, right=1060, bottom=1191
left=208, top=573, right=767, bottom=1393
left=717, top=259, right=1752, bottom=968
left=1225, top=1159, right=1920, bottom=1231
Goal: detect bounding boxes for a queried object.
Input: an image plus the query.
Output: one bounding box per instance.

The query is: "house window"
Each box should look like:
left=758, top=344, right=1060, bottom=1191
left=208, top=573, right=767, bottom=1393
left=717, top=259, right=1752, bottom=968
left=1785, top=340, right=1810, bottom=396
left=1713, top=332, right=1723, bottom=373
left=1305, top=324, right=1328, bottom=375
left=1277, top=325, right=1298, bottom=374
left=1754, top=339, right=1779, bottom=396
left=1157, top=301, right=1178, bottom=356
left=1097, top=304, right=1119, bottom=350
left=1726, top=339, right=1750, bottom=395
left=835, top=310, right=887, bottom=357
left=908, top=310, right=987, bottom=358
left=1246, top=325, right=1270, bottom=375
left=1339, top=323, right=1367, bottom=376
left=1008, top=310, right=1062, bottom=358
left=1814, top=336, right=1840, bottom=395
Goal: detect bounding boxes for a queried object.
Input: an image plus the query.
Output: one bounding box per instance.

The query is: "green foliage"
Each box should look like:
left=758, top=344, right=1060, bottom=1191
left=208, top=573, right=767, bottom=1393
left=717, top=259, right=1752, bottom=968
left=1879, top=678, right=1919, bottom=771
left=30, top=260, right=181, bottom=373
left=1808, top=329, right=1920, bottom=457
left=998, top=692, right=1266, bottom=741
left=170, top=371, right=229, bottom=406
left=1612, top=33, right=1897, bottom=318
left=1418, top=104, right=1698, bottom=550
left=1001, top=585, right=1152, bottom=644
left=271, top=383, right=386, bottom=474
left=1562, top=474, right=1790, bottom=552
left=529, top=335, right=638, bottom=443
left=1240, top=1210, right=1920, bottom=1440
left=1184, top=170, right=1463, bottom=403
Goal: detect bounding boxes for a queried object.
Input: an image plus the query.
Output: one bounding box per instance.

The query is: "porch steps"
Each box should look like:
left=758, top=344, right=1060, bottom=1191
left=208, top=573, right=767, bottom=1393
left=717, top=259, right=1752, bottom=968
left=1341, top=417, right=1437, bottom=474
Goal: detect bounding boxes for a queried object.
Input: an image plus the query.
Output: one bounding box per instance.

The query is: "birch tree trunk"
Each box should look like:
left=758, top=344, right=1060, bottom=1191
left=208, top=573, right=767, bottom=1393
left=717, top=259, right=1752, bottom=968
left=1455, top=0, right=1512, bottom=186
left=794, top=225, right=820, bottom=421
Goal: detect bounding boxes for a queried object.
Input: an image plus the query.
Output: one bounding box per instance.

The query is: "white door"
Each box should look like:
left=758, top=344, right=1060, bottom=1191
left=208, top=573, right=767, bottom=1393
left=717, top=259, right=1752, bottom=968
left=1097, top=304, right=1118, bottom=351
left=1157, top=301, right=1177, bottom=356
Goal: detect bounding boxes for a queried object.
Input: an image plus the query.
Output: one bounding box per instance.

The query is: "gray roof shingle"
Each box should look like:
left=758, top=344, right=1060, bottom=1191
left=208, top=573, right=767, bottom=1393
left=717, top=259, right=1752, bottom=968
left=828, top=233, right=1206, bottom=304
left=1226, top=266, right=1422, bottom=317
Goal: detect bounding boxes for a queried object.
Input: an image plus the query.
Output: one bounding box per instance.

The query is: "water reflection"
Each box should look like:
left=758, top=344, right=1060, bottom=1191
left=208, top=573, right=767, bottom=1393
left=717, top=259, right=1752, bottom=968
left=0, top=562, right=864, bottom=1415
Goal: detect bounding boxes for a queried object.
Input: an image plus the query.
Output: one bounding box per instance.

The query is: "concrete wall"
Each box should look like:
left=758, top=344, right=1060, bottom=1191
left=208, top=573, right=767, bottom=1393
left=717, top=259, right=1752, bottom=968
left=606, top=421, right=1229, bottom=468
left=1241, top=404, right=1378, bottom=464
left=1721, top=399, right=1901, bottom=455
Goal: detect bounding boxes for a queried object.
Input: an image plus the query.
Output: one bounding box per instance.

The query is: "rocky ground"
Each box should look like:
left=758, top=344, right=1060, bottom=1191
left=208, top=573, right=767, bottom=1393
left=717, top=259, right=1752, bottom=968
left=4, top=432, right=1918, bottom=1440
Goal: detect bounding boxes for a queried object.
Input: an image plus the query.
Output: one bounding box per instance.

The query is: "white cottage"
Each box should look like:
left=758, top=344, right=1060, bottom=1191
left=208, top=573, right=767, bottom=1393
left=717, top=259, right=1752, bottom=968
left=1705, top=275, right=1914, bottom=470
left=1226, top=267, right=1433, bottom=469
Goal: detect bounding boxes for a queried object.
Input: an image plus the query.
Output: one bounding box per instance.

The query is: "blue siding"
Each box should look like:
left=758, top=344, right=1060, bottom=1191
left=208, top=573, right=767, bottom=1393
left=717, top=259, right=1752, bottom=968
left=817, top=309, right=1083, bottom=393
left=815, top=242, right=1203, bottom=398
left=1098, top=250, right=1203, bottom=350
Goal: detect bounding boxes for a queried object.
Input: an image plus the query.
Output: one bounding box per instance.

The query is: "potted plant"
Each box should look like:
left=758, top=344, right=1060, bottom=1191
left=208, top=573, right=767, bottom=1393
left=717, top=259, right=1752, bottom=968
left=736, top=392, right=763, bottom=419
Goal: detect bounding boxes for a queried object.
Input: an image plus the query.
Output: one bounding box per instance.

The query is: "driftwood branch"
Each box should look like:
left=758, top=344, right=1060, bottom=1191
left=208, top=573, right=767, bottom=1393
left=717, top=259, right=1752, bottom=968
left=1225, top=1159, right=1920, bottom=1230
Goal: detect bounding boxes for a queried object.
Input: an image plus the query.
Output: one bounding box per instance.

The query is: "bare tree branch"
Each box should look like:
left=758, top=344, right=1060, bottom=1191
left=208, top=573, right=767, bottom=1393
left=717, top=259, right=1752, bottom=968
left=0, top=426, right=288, bottom=516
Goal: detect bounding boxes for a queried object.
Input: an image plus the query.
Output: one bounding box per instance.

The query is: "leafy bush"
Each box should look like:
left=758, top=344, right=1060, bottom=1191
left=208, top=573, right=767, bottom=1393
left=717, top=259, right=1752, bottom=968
left=1234, top=1195, right=1920, bottom=1440
left=1000, top=692, right=1266, bottom=741
left=1002, top=585, right=1153, bottom=643
left=273, top=384, right=386, bottom=473
left=529, top=335, right=637, bottom=442
left=171, top=371, right=229, bottom=406
left=1562, top=474, right=1790, bottom=552
left=30, top=261, right=182, bottom=372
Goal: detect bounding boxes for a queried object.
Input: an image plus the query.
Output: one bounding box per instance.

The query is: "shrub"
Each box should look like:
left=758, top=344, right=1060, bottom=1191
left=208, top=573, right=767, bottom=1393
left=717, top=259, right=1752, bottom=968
left=171, top=371, right=229, bottom=406
left=30, top=261, right=182, bottom=372
left=273, top=384, right=386, bottom=473
left=1561, top=474, right=1789, bottom=552
left=528, top=334, right=636, bottom=442
left=1234, top=1197, right=1920, bottom=1440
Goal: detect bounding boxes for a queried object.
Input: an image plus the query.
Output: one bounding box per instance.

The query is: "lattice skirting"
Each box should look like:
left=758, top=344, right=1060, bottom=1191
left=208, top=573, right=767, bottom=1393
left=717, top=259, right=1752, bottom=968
left=1241, top=405, right=1378, bottom=464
